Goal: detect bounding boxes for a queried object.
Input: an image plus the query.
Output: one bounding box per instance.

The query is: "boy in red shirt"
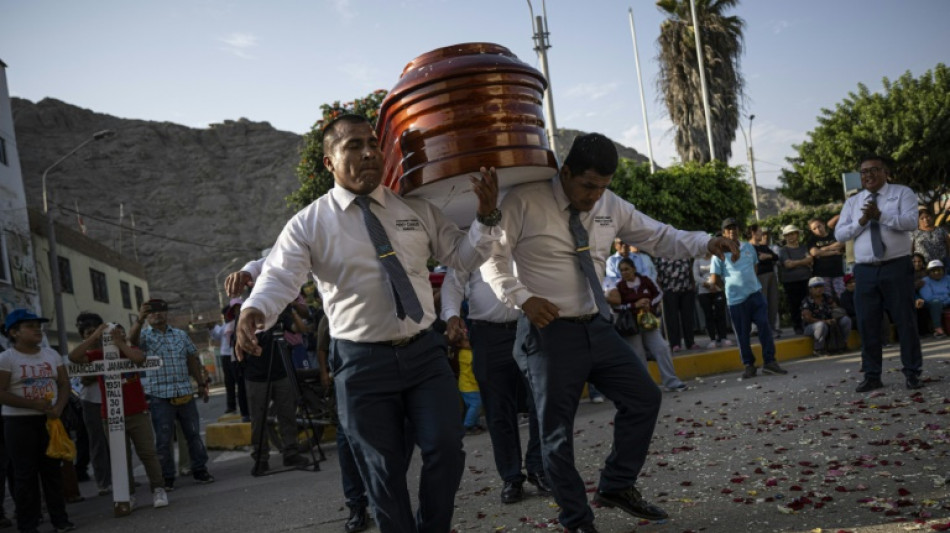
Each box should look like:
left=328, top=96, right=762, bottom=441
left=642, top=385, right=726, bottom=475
left=68, top=312, right=169, bottom=509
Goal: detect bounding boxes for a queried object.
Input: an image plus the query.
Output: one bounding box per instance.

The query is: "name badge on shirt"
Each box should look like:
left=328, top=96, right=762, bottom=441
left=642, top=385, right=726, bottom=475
left=395, top=219, right=422, bottom=231
left=594, top=215, right=613, bottom=227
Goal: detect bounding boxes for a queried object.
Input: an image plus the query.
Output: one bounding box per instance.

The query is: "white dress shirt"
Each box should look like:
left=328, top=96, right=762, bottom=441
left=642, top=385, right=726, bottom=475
left=834, top=182, right=917, bottom=264
left=480, top=175, right=711, bottom=317
left=441, top=268, right=521, bottom=323
left=243, top=184, right=501, bottom=342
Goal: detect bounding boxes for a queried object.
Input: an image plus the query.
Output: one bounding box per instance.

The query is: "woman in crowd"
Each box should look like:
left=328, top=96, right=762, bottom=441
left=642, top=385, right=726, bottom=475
left=912, top=208, right=950, bottom=264
left=0, top=309, right=74, bottom=533
left=606, top=258, right=687, bottom=392
left=749, top=224, right=781, bottom=338
left=777, top=225, right=813, bottom=335
left=694, top=252, right=732, bottom=349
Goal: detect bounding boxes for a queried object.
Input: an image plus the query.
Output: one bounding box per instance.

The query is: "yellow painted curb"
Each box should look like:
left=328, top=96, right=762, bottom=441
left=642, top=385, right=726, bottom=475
left=206, top=421, right=337, bottom=450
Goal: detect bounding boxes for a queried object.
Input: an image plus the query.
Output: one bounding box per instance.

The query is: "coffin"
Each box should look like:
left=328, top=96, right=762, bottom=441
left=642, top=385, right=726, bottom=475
left=377, top=42, right=558, bottom=226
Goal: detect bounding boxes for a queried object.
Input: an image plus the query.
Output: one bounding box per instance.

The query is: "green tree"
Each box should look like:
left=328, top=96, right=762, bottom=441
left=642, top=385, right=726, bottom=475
left=287, top=89, right=388, bottom=210
left=609, top=159, right=754, bottom=232
left=656, top=0, right=745, bottom=163
left=779, top=64, right=950, bottom=206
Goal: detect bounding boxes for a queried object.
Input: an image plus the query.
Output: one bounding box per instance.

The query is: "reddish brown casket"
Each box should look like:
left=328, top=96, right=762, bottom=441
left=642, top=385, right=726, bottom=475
left=377, top=42, right=558, bottom=226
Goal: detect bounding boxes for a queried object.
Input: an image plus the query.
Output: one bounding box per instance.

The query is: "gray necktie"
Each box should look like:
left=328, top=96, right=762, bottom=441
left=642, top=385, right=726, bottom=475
left=568, top=207, right=612, bottom=320
left=869, top=192, right=887, bottom=259
left=355, top=196, right=424, bottom=323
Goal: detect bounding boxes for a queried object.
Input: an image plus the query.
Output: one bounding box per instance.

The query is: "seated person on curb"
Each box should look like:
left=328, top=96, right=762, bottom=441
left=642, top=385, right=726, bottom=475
left=916, top=259, right=950, bottom=338
left=801, top=278, right=852, bottom=356
left=67, top=313, right=169, bottom=509
left=710, top=218, right=788, bottom=379
left=245, top=304, right=313, bottom=475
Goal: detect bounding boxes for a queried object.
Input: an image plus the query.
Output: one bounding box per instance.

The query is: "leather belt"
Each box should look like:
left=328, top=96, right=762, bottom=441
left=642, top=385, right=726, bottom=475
left=558, top=314, right=598, bottom=324
left=470, top=319, right=519, bottom=330
left=861, top=256, right=905, bottom=267
left=382, top=327, right=432, bottom=347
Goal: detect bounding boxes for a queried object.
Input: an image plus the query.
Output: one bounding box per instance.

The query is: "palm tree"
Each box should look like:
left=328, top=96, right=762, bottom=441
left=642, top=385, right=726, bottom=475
left=656, top=0, right=745, bottom=163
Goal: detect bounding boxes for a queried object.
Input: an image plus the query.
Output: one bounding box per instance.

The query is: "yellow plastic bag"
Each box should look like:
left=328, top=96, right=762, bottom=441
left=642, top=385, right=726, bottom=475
left=46, top=418, right=77, bottom=461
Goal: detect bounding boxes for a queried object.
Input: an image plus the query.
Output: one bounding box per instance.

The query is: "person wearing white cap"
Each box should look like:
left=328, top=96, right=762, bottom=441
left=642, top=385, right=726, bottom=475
left=777, top=225, right=814, bottom=335
left=835, top=154, right=924, bottom=392
left=916, top=259, right=950, bottom=337
left=801, top=277, right=852, bottom=356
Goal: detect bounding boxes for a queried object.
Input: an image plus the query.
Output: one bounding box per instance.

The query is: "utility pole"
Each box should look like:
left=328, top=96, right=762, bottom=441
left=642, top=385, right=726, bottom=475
left=689, top=0, right=716, bottom=161
left=627, top=7, right=655, bottom=174
left=738, top=114, right=760, bottom=220
left=528, top=0, right=558, bottom=157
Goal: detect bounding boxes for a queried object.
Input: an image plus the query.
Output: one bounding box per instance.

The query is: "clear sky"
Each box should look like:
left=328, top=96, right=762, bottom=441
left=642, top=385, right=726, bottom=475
left=1, top=0, right=947, bottom=189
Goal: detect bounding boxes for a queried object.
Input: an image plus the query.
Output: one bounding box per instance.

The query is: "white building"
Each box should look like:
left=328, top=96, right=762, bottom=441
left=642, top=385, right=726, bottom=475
left=0, top=58, right=42, bottom=334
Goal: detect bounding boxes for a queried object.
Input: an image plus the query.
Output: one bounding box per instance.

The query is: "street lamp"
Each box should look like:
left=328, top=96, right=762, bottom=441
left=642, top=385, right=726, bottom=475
left=215, top=257, right=241, bottom=309
left=42, top=129, right=115, bottom=353
left=738, top=115, right=760, bottom=221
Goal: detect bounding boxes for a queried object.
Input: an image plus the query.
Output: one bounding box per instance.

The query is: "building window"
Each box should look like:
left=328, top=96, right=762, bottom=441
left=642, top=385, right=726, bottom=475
left=90, top=268, right=108, bottom=302
left=0, top=137, right=7, bottom=166
left=120, top=281, right=132, bottom=309
left=58, top=257, right=73, bottom=294
left=134, top=285, right=144, bottom=309
left=0, top=233, right=10, bottom=284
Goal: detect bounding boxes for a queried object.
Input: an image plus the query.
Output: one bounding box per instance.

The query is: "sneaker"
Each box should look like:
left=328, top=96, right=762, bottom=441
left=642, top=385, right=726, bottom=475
left=152, top=487, right=169, bottom=508
left=590, top=395, right=605, bottom=404
left=670, top=345, right=682, bottom=353
left=720, top=339, right=734, bottom=347
left=687, top=344, right=700, bottom=350
left=193, top=470, right=215, bottom=484
left=665, top=384, right=689, bottom=392
left=773, top=329, right=783, bottom=339
left=705, top=341, right=718, bottom=350
left=593, top=487, right=669, bottom=521
left=935, top=327, right=946, bottom=338
left=179, top=467, right=192, bottom=477
left=856, top=377, right=884, bottom=393
left=741, top=365, right=757, bottom=379
left=251, top=460, right=269, bottom=477
left=762, top=362, right=788, bottom=375
left=98, top=485, right=112, bottom=496
left=163, top=478, right=175, bottom=492
left=53, top=521, right=76, bottom=533
left=282, top=454, right=312, bottom=468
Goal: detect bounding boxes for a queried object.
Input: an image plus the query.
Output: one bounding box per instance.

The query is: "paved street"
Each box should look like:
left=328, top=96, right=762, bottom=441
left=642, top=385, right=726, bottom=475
left=52, top=338, right=949, bottom=533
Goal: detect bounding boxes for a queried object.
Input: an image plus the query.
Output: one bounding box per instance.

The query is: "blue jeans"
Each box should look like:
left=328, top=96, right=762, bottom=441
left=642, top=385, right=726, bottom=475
left=727, top=291, right=776, bottom=367
left=854, top=256, right=923, bottom=379
left=331, top=330, right=464, bottom=533
left=149, top=397, right=210, bottom=479
left=515, top=315, right=661, bottom=529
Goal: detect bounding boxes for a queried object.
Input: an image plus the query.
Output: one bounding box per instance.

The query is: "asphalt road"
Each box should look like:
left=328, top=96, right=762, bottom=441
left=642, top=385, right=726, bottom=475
left=49, top=338, right=949, bottom=533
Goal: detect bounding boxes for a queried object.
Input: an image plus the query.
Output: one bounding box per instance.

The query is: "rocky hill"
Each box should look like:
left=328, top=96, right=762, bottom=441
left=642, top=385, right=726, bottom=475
left=12, top=97, right=302, bottom=315
left=11, top=98, right=795, bottom=315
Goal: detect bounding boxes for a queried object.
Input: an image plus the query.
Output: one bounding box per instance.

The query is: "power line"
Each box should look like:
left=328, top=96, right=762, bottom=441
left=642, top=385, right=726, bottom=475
left=53, top=204, right=258, bottom=253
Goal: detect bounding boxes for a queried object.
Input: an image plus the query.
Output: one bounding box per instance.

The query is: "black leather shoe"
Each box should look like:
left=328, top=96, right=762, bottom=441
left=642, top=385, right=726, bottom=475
left=855, top=377, right=884, bottom=393
left=593, top=487, right=669, bottom=521
left=566, top=524, right=600, bottom=533
left=906, top=375, right=924, bottom=389
left=526, top=471, right=552, bottom=494
left=500, top=480, right=524, bottom=504
left=344, top=505, right=369, bottom=533
left=250, top=461, right=269, bottom=477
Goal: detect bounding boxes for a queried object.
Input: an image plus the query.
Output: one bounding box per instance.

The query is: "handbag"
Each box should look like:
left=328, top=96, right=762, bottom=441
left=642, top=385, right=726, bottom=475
left=638, top=310, right=661, bottom=331
left=613, top=308, right=639, bottom=336
left=46, top=419, right=77, bottom=461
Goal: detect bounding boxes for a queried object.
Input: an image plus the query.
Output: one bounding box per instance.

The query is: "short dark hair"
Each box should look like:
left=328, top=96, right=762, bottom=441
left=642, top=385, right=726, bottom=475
left=859, top=154, right=892, bottom=170
left=322, top=114, right=372, bottom=153
left=563, top=133, right=618, bottom=177
left=618, top=257, right=636, bottom=270
left=75, top=311, right=104, bottom=332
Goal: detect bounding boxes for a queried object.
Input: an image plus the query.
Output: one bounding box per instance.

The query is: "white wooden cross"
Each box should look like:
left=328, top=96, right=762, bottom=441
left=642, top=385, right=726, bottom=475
left=66, top=324, right=162, bottom=517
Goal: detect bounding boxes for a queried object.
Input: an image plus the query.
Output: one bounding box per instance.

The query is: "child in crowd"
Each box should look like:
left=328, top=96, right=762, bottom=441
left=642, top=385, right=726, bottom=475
left=67, top=312, right=169, bottom=509
left=0, top=309, right=74, bottom=533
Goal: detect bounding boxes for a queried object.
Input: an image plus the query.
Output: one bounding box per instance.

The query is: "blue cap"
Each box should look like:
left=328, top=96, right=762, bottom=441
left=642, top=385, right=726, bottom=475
left=4, top=309, right=50, bottom=331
